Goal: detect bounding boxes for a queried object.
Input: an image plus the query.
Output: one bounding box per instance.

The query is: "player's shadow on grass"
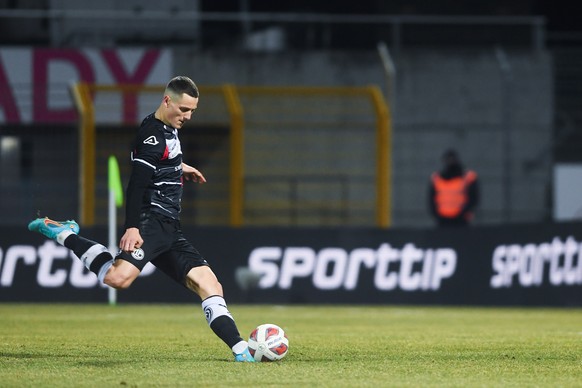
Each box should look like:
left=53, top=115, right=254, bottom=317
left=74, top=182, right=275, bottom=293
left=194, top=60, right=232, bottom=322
left=1, top=352, right=47, bottom=359
left=1, top=351, right=76, bottom=360
left=75, top=359, right=131, bottom=368
left=1, top=352, right=130, bottom=368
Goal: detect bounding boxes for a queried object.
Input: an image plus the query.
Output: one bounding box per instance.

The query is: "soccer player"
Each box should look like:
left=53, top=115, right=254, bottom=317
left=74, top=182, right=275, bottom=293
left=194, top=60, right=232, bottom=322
left=28, top=76, right=255, bottom=362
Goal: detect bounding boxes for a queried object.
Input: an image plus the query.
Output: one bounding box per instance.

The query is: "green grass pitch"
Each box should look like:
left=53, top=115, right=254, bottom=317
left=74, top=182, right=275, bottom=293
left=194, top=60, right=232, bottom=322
left=0, top=304, right=580, bottom=387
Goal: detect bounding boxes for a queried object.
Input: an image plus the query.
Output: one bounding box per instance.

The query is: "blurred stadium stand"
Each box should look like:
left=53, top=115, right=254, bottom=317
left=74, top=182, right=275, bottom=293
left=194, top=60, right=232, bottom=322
left=0, top=0, right=580, bottom=227
left=0, top=1, right=546, bottom=50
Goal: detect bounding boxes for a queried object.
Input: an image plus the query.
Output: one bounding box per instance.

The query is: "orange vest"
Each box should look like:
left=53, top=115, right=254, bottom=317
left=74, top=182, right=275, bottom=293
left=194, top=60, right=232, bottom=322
left=432, top=170, right=477, bottom=218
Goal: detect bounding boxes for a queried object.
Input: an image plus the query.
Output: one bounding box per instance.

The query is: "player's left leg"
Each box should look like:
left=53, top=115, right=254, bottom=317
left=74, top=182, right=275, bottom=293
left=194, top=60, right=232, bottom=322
left=187, top=266, right=255, bottom=362
left=28, top=217, right=116, bottom=284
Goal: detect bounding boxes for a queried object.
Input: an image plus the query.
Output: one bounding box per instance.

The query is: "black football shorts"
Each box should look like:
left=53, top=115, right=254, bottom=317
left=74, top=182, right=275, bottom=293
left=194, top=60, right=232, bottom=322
left=116, top=212, right=209, bottom=284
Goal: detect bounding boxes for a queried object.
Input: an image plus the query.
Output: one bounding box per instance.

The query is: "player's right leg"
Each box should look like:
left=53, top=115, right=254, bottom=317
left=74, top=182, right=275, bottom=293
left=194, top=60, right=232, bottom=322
left=189, top=267, right=255, bottom=362
left=28, top=217, right=121, bottom=286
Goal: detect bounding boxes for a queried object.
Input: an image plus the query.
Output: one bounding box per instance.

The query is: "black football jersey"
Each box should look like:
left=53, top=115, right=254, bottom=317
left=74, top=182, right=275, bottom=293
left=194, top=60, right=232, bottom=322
left=129, top=113, right=183, bottom=221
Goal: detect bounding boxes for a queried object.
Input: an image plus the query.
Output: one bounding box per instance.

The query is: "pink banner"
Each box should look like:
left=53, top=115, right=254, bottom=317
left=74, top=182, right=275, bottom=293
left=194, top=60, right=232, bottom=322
left=0, top=47, right=171, bottom=124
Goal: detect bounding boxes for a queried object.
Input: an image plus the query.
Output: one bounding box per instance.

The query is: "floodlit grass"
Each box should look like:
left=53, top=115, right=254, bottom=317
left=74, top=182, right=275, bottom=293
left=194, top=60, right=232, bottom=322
left=0, top=304, right=580, bottom=387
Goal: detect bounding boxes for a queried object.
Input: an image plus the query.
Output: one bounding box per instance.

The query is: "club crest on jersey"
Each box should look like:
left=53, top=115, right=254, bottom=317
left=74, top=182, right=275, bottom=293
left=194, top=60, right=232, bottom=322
left=131, top=248, right=145, bottom=260
left=143, top=136, right=159, bottom=145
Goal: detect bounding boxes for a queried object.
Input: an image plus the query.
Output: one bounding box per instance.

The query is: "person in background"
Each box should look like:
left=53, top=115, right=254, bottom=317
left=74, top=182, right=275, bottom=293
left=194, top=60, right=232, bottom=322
left=429, top=149, right=479, bottom=227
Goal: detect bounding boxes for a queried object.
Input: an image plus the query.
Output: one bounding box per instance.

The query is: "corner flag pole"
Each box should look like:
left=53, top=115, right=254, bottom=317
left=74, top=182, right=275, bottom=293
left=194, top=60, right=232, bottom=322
left=108, top=156, right=124, bottom=306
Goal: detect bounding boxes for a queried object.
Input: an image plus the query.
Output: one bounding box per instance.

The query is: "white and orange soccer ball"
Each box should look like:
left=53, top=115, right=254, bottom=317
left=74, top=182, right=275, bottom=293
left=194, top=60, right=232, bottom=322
left=248, top=323, right=289, bottom=362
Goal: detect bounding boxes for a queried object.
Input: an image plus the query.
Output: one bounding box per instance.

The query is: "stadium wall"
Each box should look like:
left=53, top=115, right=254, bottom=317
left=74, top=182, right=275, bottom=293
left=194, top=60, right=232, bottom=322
left=0, top=47, right=553, bottom=228
left=1, top=223, right=580, bottom=306
left=175, top=48, right=553, bottom=228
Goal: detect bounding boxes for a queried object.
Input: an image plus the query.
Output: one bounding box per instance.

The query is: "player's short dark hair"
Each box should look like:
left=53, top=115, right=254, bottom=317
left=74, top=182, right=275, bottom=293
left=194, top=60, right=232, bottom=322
left=166, top=76, right=199, bottom=98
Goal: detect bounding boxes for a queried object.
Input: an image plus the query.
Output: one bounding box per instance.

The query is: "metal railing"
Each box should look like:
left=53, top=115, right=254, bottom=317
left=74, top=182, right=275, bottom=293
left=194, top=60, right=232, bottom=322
left=245, top=175, right=352, bottom=225
left=71, top=83, right=391, bottom=228
left=0, top=9, right=546, bottom=50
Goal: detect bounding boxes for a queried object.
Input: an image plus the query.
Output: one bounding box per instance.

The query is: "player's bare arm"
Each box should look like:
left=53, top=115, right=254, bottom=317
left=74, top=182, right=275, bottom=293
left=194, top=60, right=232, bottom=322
left=182, top=162, right=207, bottom=183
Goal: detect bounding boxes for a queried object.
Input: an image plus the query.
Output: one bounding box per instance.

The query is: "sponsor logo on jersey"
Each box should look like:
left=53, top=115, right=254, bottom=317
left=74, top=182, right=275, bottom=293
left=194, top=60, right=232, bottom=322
left=143, top=136, right=159, bottom=145
left=166, top=133, right=182, bottom=159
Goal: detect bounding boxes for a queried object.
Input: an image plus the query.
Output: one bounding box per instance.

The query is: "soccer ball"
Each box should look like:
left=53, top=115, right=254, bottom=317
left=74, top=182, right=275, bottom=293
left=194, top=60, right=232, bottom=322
left=248, top=323, right=289, bottom=362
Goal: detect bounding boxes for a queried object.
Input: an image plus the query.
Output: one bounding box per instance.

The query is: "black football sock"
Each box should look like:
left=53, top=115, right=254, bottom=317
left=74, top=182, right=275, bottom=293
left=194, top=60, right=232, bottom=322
left=201, top=295, right=245, bottom=350
left=63, top=234, right=114, bottom=276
